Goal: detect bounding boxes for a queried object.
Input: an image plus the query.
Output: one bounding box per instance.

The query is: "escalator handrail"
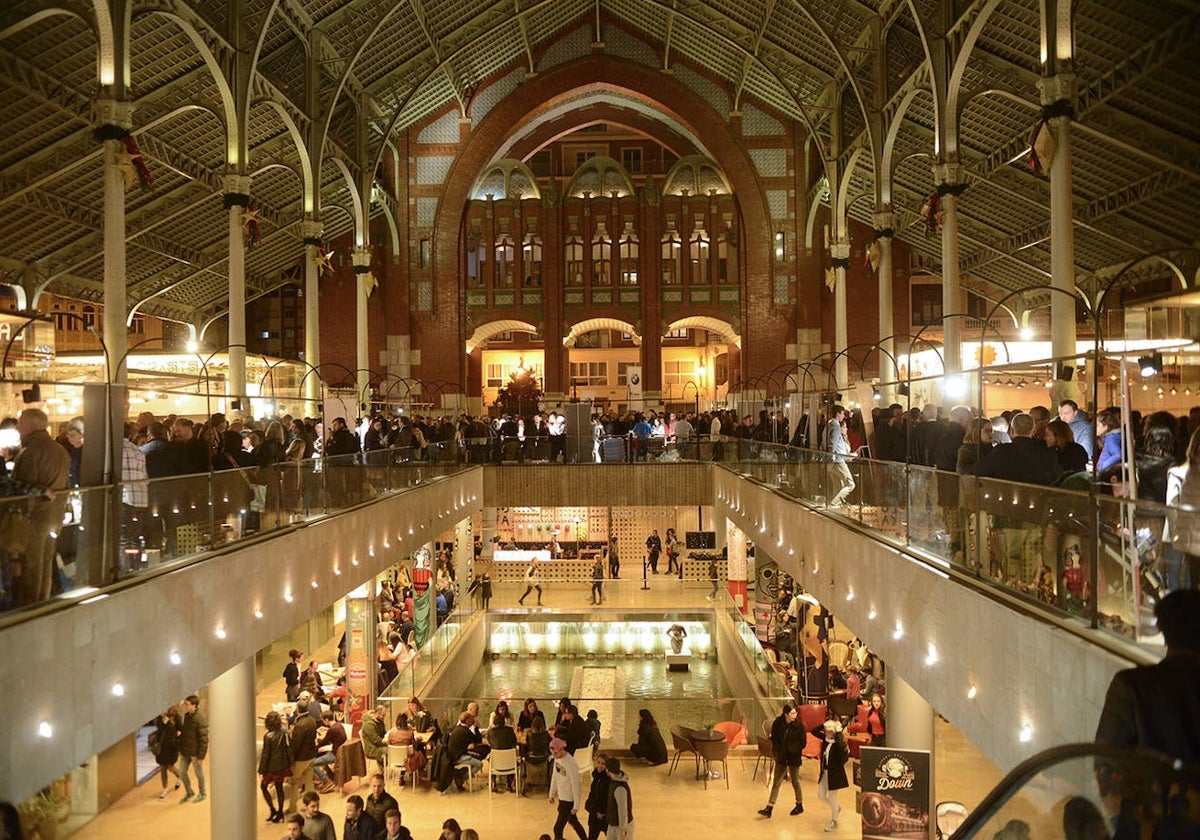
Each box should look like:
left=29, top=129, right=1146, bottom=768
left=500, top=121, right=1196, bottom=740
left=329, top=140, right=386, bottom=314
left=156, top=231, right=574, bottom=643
left=950, top=742, right=1200, bottom=838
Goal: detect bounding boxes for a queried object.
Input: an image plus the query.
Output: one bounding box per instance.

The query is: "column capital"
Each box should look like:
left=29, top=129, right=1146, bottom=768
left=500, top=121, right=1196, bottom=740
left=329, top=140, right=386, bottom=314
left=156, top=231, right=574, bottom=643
left=931, top=162, right=965, bottom=192
left=300, top=220, right=323, bottom=245
left=92, top=99, right=134, bottom=140
left=351, top=246, right=372, bottom=269
left=830, top=241, right=851, bottom=261
left=1037, top=73, right=1077, bottom=111
left=873, top=211, right=895, bottom=237
left=222, top=174, right=252, bottom=207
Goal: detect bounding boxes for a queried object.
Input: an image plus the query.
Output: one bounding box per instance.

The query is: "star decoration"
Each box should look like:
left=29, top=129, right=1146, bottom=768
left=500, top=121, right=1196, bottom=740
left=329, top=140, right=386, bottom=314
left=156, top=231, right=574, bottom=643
left=361, top=270, right=378, bottom=296
left=825, top=267, right=836, bottom=291
left=313, top=248, right=334, bottom=274
left=241, top=207, right=261, bottom=228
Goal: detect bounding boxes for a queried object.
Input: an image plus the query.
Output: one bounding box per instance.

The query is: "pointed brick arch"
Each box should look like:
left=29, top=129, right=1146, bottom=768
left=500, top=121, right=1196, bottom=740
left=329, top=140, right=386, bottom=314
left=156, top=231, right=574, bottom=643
left=430, top=54, right=779, bottom=389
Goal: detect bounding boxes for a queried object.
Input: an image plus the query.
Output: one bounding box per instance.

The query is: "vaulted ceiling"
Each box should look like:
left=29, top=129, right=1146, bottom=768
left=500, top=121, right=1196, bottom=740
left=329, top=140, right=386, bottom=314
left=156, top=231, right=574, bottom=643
left=1, top=0, right=1197, bottom=328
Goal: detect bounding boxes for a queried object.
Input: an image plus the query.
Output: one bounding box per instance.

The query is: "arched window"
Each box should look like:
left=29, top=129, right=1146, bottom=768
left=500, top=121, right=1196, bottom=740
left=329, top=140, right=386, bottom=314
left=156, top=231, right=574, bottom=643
left=689, top=222, right=710, bottom=285
left=465, top=231, right=486, bottom=288
left=719, top=224, right=738, bottom=283
left=523, top=234, right=542, bottom=287
left=661, top=228, right=681, bottom=285
left=591, top=221, right=612, bottom=286
left=619, top=224, right=639, bottom=286
left=495, top=233, right=515, bottom=287
left=565, top=235, right=584, bottom=286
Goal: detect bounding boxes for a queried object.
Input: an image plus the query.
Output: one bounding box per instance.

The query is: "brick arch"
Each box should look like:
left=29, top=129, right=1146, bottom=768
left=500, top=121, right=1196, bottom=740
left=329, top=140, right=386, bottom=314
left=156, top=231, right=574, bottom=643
left=432, top=54, right=776, bottom=380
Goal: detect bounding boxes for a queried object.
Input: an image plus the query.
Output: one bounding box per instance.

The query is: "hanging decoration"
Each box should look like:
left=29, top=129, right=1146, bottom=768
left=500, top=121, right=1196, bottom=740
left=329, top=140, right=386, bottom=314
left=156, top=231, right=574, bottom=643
left=1028, top=120, right=1056, bottom=175
left=921, top=192, right=942, bottom=236
left=117, top=137, right=152, bottom=191
left=865, top=240, right=881, bottom=273
left=824, top=266, right=836, bottom=291
left=313, top=246, right=335, bottom=275
left=241, top=205, right=262, bottom=247
left=353, top=262, right=377, bottom=296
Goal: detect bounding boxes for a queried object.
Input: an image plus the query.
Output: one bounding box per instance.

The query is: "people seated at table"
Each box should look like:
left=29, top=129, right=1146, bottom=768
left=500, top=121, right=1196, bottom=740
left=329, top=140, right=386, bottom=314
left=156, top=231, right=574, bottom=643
left=558, top=703, right=590, bottom=754
left=299, top=660, right=325, bottom=699
left=629, top=708, right=668, bottom=765
left=386, top=713, right=415, bottom=747
left=486, top=712, right=518, bottom=792
left=494, top=698, right=514, bottom=728
left=552, top=695, right=573, bottom=735
left=313, top=710, right=347, bottom=792
left=585, top=709, right=601, bottom=746
left=517, top=698, right=546, bottom=731
left=524, top=717, right=552, bottom=788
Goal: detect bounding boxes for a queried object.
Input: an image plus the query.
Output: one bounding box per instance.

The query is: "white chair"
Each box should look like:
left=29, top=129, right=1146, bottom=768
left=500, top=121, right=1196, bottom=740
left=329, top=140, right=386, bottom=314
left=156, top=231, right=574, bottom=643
left=573, top=743, right=593, bottom=776
left=453, top=756, right=480, bottom=792
left=385, top=744, right=409, bottom=787
left=487, top=747, right=521, bottom=795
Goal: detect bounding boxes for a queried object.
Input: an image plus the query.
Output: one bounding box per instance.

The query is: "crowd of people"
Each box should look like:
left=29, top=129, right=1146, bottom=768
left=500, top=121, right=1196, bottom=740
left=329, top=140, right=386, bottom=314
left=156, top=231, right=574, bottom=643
left=252, top=686, right=628, bottom=840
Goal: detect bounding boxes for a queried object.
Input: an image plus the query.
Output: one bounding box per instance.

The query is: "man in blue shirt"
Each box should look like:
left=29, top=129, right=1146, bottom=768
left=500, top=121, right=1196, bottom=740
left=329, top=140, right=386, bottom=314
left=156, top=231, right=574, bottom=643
left=1058, top=400, right=1094, bottom=460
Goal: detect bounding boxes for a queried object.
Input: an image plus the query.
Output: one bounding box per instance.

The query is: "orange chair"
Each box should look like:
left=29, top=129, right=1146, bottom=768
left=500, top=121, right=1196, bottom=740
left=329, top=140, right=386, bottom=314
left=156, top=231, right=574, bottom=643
left=711, top=722, right=748, bottom=768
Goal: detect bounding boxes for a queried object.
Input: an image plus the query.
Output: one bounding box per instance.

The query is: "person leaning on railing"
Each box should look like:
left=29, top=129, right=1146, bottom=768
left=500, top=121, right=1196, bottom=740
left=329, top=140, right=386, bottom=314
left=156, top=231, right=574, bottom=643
left=4, top=408, right=69, bottom=607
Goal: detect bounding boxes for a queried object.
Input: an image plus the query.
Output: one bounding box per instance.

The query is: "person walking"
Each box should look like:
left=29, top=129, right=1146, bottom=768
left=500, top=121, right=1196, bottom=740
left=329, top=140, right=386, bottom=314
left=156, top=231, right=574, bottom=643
left=706, top=558, right=720, bottom=601
left=518, top=557, right=543, bottom=606
left=258, top=710, right=292, bottom=823
left=645, top=530, right=662, bottom=574
left=758, top=704, right=804, bottom=818
left=825, top=405, right=856, bottom=507
left=583, top=753, right=610, bottom=840
left=605, top=757, right=634, bottom=840
left=151, top=706, right=183, bottom=800
left=815, top=720, right=849, bottom=831
left=288, top=699, right=318, bottom=813
left=590, top=556, right=605, bottom=605
left=607, top=536, right=620, bottom=579
left=547, top=738, right=587, bottom=840
left=177, top=694, right=209, bottom=803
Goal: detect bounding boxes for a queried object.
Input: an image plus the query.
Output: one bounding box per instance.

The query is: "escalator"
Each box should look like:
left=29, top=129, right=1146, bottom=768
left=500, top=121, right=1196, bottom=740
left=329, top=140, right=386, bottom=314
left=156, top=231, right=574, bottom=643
left=945, top=744, right=1199, bottom=838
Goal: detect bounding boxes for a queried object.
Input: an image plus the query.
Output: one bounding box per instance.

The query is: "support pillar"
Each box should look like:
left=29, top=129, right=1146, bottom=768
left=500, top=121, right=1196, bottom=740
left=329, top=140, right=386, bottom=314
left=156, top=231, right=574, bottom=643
left=885, top=673, right=936, bottom=839
left=874, top=211, right=896, bottom=387
left=933, top=164, right=965, bottom=380
left=223, top=175, right=252, bottom=416
left=94, top=100, right=134, bottom=385
left=1038, top=75, right=1080, bottom=392
left=352, top=247, right=373, bottom=414
left=831, top=241, right=851, bottom=390
left=301, top=221, right=324, bottom=415
left=725, top=519, right=748, bottom=611
left=454, top=517, right=473, bottom=604
left=209, top=656, right=257, bottom=839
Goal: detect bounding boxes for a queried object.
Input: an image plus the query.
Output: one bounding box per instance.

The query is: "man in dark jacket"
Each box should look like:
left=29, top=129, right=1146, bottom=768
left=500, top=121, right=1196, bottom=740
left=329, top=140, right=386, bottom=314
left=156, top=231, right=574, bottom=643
left=445, top=711, right=483, bottom=789
left=177, top=694, right=209, bottom=803
left=972, top=412, right=1061, bottom=485
left=1096, top=589, right=1200, bottom=765
left=342, top=795, right=378, bottom=840
left=364, top=774, right=399, bottom=827
left=758, top=704, right=804, bottom=818
left=289, top=703, right=319, bottom=813
left=141, top=422, right=179, bottom=477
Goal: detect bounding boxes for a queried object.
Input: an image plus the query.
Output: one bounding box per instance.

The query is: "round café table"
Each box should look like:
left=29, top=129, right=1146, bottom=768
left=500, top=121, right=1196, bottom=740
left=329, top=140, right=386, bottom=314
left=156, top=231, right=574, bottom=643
left=688, top=728, right=725, bottom=780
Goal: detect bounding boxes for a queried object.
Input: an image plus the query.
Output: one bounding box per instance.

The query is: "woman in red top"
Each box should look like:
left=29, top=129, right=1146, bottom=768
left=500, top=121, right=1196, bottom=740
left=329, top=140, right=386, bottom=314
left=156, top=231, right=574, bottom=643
left=866, top=693, right=886, bottom=746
